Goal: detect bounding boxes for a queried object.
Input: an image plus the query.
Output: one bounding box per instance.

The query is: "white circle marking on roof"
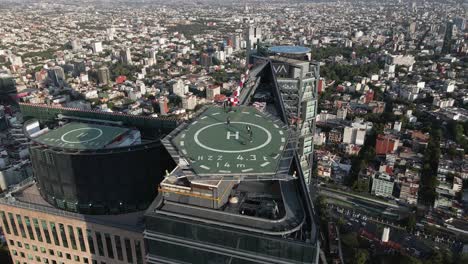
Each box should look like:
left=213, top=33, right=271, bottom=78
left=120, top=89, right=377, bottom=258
left=60, top=128, right=104, bottom=144
left=193, top=122, right=272, bottom=153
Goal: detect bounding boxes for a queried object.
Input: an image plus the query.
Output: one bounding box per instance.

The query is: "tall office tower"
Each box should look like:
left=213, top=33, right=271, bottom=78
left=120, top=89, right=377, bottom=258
left=224, top=46, right=233, bottom=57
left=233, top=34, right=242, bottom=50
left=200, top=52, right=212, bottom=67
left=121, top=48, right=133, bottom=65
left=107, top=28, right=116, bottom=41
left=158, top=96, right=169, bottom=115
left=214, top=50, right=226, bottom=62
left=92, top=42, right=103, bottom=54
left=248, top=26, right=262, bottom=48
left=246, top=25, right=262, bottom=64
left=0, top=73, right=17, bottom=104
left=73, top=60, right=87, bottom=77
left=453, top=17, right=466, bottom=31
left=97, top=66, right=111, bottom=85
left=47, top=66, right=66, bottom=88
left=0, top=105, right=178, bottom=264
left=144, top=105, right=319, bottom=263
left=258, top=46, right=319, bottom=186
left=149, top=49, right=157, bottom=65
left=408, top=21, right=417, bottom=35
left=71, top=39, right=81, bottom=51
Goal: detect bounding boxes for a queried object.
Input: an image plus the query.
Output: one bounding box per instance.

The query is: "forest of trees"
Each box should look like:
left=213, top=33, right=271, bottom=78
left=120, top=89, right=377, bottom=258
left=309, top=45, right=379, bottom=61
left=320, top=62, right=384, bottom=84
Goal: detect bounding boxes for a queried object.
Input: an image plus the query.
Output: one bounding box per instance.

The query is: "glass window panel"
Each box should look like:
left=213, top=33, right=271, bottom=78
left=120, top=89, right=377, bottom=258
left=86, top=229, right=95, bottom=254
left=58, top=223, right=68, bottom=248
left=67, top=225, right=77, bottom=250
left=41, top=220, right=52, bottom=244
left=0, top=211, right=11, bottom=234
left=24, top=216, right=35, bottom=241
left=8, top=213, right=18, bottom=236
left=49, top=222, right=60, bottom=246
left=104, top=233, right=114, bottom=259
left=135, top=240, right=143, bottom=264
left=15, top=215, right=27, bottom=238
left=77, top=227, right=86, bottom=252
left=95, top=232, right=104, bottom=256
left=115, top=235, right=123, bottom=261
left=33, top=219, right=43, bottom=242
left=124, top=238, right=133, bottom=263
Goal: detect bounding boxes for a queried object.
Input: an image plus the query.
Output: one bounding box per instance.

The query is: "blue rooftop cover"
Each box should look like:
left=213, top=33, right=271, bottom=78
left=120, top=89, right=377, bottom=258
left=268, top=46, right=311, bottom=54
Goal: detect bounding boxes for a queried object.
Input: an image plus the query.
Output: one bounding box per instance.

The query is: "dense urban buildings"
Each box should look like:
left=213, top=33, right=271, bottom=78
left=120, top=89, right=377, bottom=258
left=0, top=0, right=467, bottom=263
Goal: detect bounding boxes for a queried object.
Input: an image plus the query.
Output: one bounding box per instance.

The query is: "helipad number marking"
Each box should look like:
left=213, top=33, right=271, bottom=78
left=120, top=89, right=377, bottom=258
left=61, top=128, right=103, bottom=144
left=194, top=122, right=272, bottom=153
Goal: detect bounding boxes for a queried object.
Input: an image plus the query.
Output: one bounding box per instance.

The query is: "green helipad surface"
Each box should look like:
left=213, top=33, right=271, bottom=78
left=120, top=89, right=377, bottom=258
left=35, top=122, right=130, bottom=150
left=172, top=106, right=287, bottom=176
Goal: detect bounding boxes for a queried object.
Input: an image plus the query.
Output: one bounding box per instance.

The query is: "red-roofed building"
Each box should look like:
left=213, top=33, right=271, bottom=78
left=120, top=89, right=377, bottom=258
left=115, top=75, right=127, bottom=84
left=317, top=79, right=324, bottom=94
left=376, top=134, right=399, bottom=155
left=365, top=89, right=374, bottom=103
left=214, top=94, right=227, bottom=103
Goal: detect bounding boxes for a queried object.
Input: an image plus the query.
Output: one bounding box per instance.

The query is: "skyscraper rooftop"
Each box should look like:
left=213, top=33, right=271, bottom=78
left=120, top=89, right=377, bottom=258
left=145, top=64, right=319, bottom=262
left=34, top=122, right=136, bottom=150
left=167, top=106, right=290, bottom=177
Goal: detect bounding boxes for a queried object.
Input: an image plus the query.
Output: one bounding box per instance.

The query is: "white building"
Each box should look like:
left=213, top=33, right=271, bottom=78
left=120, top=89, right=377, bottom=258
left=84, top=90, right=98, bottom=99
left=387, top=54, right=415, bottom=67
left=381, top=227, right=390, bottom=243
left=444, top=80, right=456, bottom=93
left=336, top=108, right=347, bottom=120
left=371, top=172, right=395, bottom=198
left=172, top=79, right=187, bottom=97
left=351, top=119, right=373, bottom=133
left=182, top=94, right=197, bottom=110
left=385, top=64, right=396, bottom=73
left=136, top=81, right=146, bottom=95
left=399, top=85, right=420, bottom=101
left=393, top=121, right=402, bottom=132
left=433, top=96, right=455, bottom=108
left=128, top=91, right=142, bottom=100
left=215, top=51, right=226, bottom=62
left=225, top=46, right=233, bottom=56
left=343, top=126, right=366, bottom=146
left=247, top=26, right=262, bottom=50
left=206, top=85, right=220, bottom=100
left=313, top=130, right=326, bottom=146
left=71, top=39, right=81, bottom=51
left=92, top=42, right=103, bottom=53
left=354, top=31, right=364, bottom=38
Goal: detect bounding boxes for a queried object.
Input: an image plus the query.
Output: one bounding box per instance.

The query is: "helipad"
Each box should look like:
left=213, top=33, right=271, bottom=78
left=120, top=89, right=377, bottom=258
left=35, top=122, right=130, bottom=150
left=172, top=106, right=288, bottom=176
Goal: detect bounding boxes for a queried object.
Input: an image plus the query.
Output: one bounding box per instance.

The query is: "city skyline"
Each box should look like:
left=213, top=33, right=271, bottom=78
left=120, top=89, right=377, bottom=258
left=0, top=0, right=467, bottom=264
